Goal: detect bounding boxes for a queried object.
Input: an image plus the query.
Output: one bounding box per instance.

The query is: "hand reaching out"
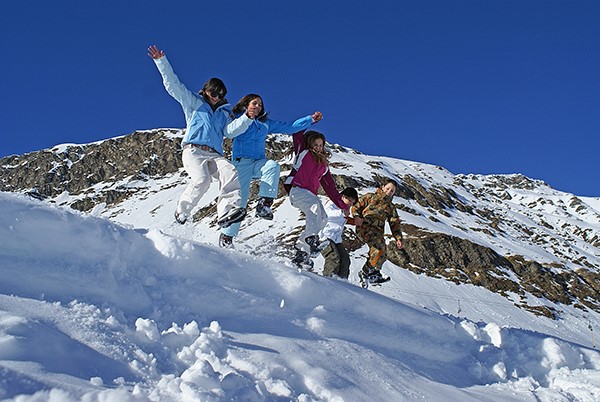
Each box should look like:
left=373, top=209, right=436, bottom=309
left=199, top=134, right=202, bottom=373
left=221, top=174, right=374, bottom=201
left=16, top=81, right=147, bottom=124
left=246, top=105, right=260, bottom=119
left=147, top=45, right=165, bottom=60
left=311, top=111, right=323, bottom=123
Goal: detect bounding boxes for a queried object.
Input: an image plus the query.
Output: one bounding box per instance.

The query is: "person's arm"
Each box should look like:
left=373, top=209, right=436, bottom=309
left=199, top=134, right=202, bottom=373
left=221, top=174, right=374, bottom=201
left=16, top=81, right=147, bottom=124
left=320, top=169, right=348, bottom=211
left=225, top=113, right=253, bottom=138
left=352, top=194, right=369, bottom=219
left=147, top=45, right=198, bottom=109
left=346, top=215, right=362, bottom=227
left=292, top=131, right=306, bottom=154
left=388, top=207, right=403, bottom=248
left=267, top=111, right=322, bottom=134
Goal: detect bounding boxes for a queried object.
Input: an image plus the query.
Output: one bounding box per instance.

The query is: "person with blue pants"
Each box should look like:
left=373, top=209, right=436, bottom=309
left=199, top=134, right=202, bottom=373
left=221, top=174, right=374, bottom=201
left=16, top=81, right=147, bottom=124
left=219, top=94, right=323, bottom=247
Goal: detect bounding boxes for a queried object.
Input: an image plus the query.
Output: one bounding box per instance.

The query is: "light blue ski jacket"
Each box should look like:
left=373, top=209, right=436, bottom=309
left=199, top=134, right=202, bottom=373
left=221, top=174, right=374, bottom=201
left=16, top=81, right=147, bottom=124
left=153, top=57, right=242, bottom=155
left=226, top=114, right=314, bottom=160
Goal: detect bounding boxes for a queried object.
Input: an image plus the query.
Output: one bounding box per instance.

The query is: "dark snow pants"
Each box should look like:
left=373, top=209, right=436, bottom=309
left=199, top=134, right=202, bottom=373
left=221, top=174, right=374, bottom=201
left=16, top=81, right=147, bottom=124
left=321, top=240, right=350, bottom=279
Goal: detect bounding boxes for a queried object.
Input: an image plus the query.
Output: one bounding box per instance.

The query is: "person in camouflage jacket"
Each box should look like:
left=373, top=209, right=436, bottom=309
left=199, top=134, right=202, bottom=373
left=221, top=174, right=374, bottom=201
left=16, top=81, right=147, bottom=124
left=352, top=179, right=403, bottom=281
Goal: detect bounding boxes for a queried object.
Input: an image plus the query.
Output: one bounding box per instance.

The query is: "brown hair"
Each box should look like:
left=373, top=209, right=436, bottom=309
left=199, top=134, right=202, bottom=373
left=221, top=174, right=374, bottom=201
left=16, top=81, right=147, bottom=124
left=198, top=78, right=227, bottom=109
left=383, top=178, right=399, bottom=188
left=232, top=94, right=268, bottom=122
left=304, top=130, right=331, bottom=165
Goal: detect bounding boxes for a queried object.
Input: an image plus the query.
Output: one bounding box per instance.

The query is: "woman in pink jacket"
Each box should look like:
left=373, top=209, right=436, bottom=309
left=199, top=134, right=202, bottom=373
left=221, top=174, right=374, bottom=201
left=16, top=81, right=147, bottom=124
left=284, top=129, right=350, bottom=270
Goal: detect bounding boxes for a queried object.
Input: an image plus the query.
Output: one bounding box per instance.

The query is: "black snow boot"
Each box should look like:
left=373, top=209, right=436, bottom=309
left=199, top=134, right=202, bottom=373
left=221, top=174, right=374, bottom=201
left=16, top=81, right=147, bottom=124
left=219, top=233, right=234, bottom=249
left=358, top=262, right=374, bottom=288
left=305, top=235, right=325, bottom=257
left=291, top=248, right=314, bottom=271
left=217, top=207, right=246, bottom=228
left=255, top=197, right=274, bottom=220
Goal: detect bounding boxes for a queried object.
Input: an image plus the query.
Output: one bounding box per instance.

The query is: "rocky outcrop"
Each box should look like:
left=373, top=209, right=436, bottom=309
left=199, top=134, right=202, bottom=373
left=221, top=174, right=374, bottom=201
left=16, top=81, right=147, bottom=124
left=2, top=129, right=599, bottom=318
left=343, top=223, right=600, bottom=317
left=1, top=130, right=183, bottom=210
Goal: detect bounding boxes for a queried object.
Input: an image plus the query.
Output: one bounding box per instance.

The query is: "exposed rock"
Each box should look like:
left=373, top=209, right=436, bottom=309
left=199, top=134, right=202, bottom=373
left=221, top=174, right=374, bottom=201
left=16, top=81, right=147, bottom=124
left=2, top=129, right=599, bottom=318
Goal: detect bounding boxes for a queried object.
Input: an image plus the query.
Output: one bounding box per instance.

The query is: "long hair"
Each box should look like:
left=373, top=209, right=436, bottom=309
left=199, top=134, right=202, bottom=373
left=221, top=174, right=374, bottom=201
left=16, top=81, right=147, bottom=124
left=232, top=94, right=268, bottom=122
left=304, top=130, right=331, bottom=165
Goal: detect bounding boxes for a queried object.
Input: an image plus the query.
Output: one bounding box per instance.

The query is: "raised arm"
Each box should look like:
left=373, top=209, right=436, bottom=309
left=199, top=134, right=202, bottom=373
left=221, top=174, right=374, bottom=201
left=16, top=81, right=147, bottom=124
left=147, top=45, right=165, bottom=60
left=147, top=45, right=197, bottom=109
left=320, top=170, right=348, bottom=211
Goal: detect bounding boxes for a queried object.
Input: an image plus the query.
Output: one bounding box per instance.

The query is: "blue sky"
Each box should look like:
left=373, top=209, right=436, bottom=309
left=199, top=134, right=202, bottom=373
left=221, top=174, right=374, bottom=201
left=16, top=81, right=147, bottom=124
left=2, top=0, right=599, bottom=196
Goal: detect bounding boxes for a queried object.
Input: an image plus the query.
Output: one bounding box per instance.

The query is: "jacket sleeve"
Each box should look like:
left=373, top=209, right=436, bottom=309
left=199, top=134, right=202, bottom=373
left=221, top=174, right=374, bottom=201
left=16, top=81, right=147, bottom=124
left=388, top=207, right=403, bottom=241
left=352, top=193, right=370, bottom=218
left=320, top=169, right=348, bottom=211
left=153, top=57, right=200, bottom=111
left=267, top=116, right=313, bottom=134
left=225, top=113, right=253, bottom=138
left=292, top=131, right=306, bottom=154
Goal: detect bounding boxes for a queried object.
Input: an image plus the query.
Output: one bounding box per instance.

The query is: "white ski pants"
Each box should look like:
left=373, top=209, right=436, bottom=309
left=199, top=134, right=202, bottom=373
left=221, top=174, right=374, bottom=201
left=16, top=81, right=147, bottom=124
left=289, top=186, right=327, bottom=253
left=177, top=146, right=242, bottom=220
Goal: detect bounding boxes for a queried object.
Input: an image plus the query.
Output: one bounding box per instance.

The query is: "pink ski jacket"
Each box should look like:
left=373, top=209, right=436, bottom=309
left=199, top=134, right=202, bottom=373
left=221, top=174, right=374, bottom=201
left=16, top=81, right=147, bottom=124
left=284, top=131, right=348, bottom=211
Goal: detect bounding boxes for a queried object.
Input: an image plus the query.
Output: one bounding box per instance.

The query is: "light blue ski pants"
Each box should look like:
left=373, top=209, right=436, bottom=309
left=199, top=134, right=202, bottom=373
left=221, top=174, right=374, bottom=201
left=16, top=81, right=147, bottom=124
left=221, top=158, right=280, bottom=237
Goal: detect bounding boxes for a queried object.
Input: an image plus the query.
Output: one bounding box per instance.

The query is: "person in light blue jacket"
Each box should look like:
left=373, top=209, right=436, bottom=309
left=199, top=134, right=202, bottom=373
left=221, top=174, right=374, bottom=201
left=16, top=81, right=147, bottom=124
left=219, top=94, right=323, bottom=248
left=148, top=45, right=247, bottom=231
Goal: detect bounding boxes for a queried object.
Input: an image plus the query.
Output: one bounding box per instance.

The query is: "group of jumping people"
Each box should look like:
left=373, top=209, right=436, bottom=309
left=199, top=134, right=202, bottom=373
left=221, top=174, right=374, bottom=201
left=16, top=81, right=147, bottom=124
left=148, top=45, right=403, bottom=287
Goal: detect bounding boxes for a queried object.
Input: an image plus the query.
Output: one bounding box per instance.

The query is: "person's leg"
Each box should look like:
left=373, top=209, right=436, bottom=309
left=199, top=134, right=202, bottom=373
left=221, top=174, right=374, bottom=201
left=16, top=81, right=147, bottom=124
left=176, top=147, right=213, bottom=221
left=357, top=225, right=386, bottom=271
left=258, top=159, right=280, bottom=199
left=336, top=243, right=351, bottom=279
left=289, top=187, right=327, bottom=253
left=221, top=158, right=255, bottom=238
left=252, top=159, right=278, bottom=219
left=367, top=233, right=387, bottom=271
left=320, top=240, right=340, bottom=277
left=212, top=156, right=243, bottom=220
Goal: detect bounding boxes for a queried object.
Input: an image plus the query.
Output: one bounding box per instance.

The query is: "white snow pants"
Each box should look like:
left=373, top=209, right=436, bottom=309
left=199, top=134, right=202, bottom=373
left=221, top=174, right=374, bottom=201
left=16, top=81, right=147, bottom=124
left=289, top=186, right=328, bottom=253
left=177, top=146, right=242, bottom=220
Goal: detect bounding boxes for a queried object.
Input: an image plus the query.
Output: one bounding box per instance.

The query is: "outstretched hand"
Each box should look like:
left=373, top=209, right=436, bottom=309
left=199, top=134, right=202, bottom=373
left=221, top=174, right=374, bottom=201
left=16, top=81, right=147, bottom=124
left=311, top=111, right=323, bottom=123
left=147, top=45, right=165, bottom=60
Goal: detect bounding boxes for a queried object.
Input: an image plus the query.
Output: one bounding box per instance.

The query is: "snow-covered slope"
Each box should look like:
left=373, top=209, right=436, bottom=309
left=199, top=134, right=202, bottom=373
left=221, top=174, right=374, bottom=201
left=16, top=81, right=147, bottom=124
left=1, top=192, right=600, bottom=401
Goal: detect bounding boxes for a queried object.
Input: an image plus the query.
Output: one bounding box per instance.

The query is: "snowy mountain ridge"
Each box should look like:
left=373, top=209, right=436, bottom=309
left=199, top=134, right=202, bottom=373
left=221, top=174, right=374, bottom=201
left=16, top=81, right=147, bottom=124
left=1, top=129, right=598, bottom=317
left=1, top=129, right=600, bottom=400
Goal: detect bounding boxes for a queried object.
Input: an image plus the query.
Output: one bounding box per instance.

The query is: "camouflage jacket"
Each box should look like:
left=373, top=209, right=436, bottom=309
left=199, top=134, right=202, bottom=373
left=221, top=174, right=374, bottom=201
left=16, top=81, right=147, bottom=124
left=352, top=188, right=403, bottom=240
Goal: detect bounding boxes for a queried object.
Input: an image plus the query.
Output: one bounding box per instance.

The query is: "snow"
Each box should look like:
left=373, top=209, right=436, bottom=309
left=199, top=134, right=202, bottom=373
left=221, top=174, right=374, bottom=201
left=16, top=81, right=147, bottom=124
left=2, top=190, right=600, bottom=401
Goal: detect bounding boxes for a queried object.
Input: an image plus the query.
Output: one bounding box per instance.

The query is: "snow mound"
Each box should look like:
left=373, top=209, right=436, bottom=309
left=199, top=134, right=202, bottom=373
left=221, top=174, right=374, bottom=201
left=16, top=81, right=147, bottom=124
left=1, top=192, right=600, bottom=401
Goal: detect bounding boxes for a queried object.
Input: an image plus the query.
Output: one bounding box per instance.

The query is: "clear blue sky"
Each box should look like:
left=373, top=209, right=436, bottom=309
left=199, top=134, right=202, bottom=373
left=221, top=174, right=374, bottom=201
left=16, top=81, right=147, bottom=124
left=2, top=0, right=599, bottom=196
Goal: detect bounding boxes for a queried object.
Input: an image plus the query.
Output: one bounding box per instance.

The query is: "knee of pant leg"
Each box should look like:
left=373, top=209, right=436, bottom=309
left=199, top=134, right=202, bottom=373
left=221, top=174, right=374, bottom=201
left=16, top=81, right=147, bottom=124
left=369, top=248, right=386, bottom=269
left=262, top=159, right=280, bottom=175
left=321, top=241, right=339, bottom=261
left=259, top=160, right=280, bottom=197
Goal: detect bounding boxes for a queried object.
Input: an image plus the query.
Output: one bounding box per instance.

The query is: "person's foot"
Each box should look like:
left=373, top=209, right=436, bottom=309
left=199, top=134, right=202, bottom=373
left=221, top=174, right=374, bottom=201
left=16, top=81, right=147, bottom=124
left=305, top=235, right=326, bottom=257
left=219, top=233, right=234, bottom=249
left=359, top=262, right=375, bottom=288
left=255, top=197, right=274, bottom=220
left=217, top=207, right=246, bottom=228
left=367, top=270, right=390, bottom=284
left=291, top=248, right=314, bottom=271
left=174, top=210, right=187, bottom=224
